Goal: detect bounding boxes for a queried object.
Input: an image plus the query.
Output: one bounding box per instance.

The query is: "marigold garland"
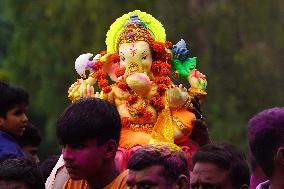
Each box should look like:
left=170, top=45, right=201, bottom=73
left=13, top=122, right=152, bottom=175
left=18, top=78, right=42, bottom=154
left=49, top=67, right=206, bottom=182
left=157, top=84, right=167, bottom=95
left=102, top=86, right=112, bottom=93
left=94, top=71, right=107, bottom=80
left=110, top=53, right=120, bottom=63
left=98, top=79, right=108, bottom=88
left=147, top=40, right=173, bottom=111
left=155, top=76, right=171, bottom=86
left=100, top=50, right=107, bottom=56
left=117, top=81, right=130, bottom=91
left=160, top=68, right=171, bottom=76
left=136, top=107, right=153, bottom=119
left=121, top=117, right=131, bottom=128
left=166, top=53, right=172, bottom=62
left=94, top=61, right=103, bottom=71
left=115, top=67, right=126, bottom=78
left=165, top=41, right=173, bottom=49
left=149, top=93, right=165, bottom=111
left=152, top=41, right=165, bottom=53
left=127, top=95, right=138, bottom=105
left=151, top=61, right=171, bottom=77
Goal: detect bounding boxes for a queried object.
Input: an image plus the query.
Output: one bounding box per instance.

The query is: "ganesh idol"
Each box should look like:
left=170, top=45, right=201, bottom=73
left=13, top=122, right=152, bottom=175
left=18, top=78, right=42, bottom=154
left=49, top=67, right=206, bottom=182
left=68, top=10, right=208, bottom=170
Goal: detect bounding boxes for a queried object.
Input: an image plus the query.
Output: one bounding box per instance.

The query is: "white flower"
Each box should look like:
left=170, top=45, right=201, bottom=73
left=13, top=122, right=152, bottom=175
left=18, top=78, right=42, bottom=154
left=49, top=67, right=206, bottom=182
left=75, top=53, right=93, bottom=78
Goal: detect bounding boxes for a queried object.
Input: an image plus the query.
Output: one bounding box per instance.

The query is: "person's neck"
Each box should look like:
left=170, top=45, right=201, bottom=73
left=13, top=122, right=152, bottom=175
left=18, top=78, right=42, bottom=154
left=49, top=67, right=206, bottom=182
left=270, top=169, right=284, bottom=189
left=86, top=160, right=119, bottom=189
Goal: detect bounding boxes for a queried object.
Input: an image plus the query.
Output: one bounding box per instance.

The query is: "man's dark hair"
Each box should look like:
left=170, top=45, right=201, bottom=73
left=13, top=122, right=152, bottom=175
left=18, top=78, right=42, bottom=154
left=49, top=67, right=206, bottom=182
left=17, top=123, right=42, bottom=147
left=248, top=107, right=284, bottom=177
left=191, top=143, right=250, bottom=189
left=127, top=145, right=189, bottom=183
left=40, top=155, right=60, bottom=181
left=0, top=81, right=29, bottom=117
left=56, top=97, right=121, bottom=145
left=0, top=158, right=45, bottom=189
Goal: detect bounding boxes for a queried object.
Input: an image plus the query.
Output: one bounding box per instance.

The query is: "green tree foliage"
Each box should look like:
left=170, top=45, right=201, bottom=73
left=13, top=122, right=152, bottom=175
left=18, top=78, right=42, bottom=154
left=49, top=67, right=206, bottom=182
left=1, top=0, right=283, bottom=157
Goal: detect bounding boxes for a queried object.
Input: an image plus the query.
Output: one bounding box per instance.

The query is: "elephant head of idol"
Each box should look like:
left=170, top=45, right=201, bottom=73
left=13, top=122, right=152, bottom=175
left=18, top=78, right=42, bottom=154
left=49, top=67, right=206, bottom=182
left=116, top=15, right=155, bottom=97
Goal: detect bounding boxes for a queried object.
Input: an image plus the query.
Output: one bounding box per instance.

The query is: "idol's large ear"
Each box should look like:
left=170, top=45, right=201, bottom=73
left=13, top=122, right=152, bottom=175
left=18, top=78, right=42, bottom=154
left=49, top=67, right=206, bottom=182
left=101, top=53, right=119, bottom=82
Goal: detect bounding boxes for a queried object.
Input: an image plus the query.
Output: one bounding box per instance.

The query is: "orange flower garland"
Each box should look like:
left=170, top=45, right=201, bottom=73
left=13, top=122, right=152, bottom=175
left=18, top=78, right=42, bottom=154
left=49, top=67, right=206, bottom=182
left=100, top=50, right=107, bottom=56
left=149, top=93, right=165, bottom=111
left=148, top=40, right=173, bottom=110
left=165, top=41, right=173, bottom=49
left=94, top=71, right=106, bottom=80
left=152, top=41, right=165, bottom=53
left=154, top=76, right=171, bottom=86
left=136, top=107, right=153, bottom=120
left=127, top=95, right=138, bottom=105
left=121, top=117, right=131, bottom=128
left=110, top=53, right=120, bottom=63
left=92, top=52, right=122, bottom=94
left=157, top=84, right=167, bottom=95
left=115, top=67, right=125, bottom=78
left=98, top=79, right=108, bottom=88
left=117, top=81, right=130, bottom=91
left=94, top=61, right=103, bottom=71
left=102, top=86, right=112, bottom=93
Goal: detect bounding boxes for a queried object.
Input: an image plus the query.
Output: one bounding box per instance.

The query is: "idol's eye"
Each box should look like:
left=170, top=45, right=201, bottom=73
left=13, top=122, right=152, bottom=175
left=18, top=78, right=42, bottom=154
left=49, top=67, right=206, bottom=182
left=142, top=55, right=147, bottom=60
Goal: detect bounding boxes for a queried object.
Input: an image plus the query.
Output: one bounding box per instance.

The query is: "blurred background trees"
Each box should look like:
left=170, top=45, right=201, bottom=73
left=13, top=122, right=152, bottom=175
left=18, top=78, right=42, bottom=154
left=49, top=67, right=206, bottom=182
left=1, top=0, right=283, bottom=158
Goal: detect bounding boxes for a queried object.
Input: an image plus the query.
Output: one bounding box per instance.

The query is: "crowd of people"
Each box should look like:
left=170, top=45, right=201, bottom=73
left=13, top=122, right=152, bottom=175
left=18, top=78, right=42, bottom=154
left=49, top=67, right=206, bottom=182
left=0, top=80, right=283, bottom=189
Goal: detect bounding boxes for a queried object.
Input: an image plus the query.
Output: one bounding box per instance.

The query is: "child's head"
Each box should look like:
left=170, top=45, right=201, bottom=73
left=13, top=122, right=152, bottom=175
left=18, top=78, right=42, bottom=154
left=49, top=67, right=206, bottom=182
left=17, top=123, right=42, bottom=163
left=56, top=97, right=121, bottom=180
left=40, top=155, right=60, bottom=182
left=0, top=158, right=45, bottom=189
left=0, top=81, right=29, bottom=136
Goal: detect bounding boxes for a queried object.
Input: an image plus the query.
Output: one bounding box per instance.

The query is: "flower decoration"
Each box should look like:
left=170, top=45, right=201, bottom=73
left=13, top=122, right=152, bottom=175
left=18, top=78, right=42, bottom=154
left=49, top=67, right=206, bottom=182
left=98, top=79, right=109, bottom=88
left=127, top=95, right=138, bottom=105
left=121, top=117, right=131, bottom=128
left=94, top=61, right=103, bottom=71
left=165, top=41, right=173, bottom=49
left=149, top=93, right=165, bottom=111
left=100, top=50, right=107, bottom=56
left=117, top=81, right=130, bottom=91
left=152, top=41, right=165, bottom=53
left=172, top=39, right=190, bottom=61
left=115, top=67, right=126, bottom=78
left=94, top=71, right=106, bottom=80
left=110, top=53, right=120, bottom=63
left=151, top=61, right=171, bottom=77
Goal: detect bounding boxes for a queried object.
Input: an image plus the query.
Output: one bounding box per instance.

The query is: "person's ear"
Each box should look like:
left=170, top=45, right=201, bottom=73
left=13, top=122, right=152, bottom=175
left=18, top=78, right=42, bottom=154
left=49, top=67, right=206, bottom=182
left=103, top=139, right=118, bottom=158
left=240, top=184, right=249, bottom=189
left=276, top=147, right=284, bottom=165
left=0, top=117, right=5, bottom=128
left=176, top=175, right=189, bottom=189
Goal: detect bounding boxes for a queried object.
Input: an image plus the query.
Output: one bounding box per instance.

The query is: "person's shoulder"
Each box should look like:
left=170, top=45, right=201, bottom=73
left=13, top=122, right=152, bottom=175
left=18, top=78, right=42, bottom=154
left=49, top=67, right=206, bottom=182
left=104, top=170, right=129, bottom=189
left=62, top=179, right=87, bottom=189
left=0, top=131, right=24, bottom=161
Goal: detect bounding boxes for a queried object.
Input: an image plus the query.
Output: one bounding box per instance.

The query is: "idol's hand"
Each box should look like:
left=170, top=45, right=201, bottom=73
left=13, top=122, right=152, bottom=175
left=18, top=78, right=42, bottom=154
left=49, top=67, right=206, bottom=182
left=188, top=69, right=207, bottom=90
left=68, top=79, right=95, bottom=102
left=166, top=84, right=189, bottom=109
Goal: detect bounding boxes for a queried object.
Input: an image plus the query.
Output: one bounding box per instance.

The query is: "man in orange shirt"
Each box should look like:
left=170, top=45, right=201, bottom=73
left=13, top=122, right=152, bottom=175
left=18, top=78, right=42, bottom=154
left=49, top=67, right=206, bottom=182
left=56, top=97, right=128, bottom=189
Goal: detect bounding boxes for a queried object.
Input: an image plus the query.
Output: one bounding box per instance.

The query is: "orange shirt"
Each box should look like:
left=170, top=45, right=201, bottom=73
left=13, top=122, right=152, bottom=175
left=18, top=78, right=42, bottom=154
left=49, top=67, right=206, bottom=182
left=62, top=170, right=129, bottom=189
